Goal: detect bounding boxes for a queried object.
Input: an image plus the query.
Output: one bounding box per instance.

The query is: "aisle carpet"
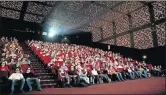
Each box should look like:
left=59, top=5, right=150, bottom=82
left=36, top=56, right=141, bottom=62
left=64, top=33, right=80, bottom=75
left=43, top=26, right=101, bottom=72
left=25, top=77, right=165, bottom=94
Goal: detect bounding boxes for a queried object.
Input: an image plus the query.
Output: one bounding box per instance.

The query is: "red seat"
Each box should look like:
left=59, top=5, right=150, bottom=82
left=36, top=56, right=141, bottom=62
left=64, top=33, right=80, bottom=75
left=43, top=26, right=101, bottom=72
left=21, top=64, right=30, bottom=72
left=146, top=64, right=153, bottom=71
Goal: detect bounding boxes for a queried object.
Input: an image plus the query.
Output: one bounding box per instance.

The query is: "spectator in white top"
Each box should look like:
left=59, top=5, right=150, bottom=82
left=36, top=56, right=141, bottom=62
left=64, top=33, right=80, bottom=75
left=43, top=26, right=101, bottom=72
left=8, top=68, right=25, bottom=94
left=91, top=68, right=100, bottom=84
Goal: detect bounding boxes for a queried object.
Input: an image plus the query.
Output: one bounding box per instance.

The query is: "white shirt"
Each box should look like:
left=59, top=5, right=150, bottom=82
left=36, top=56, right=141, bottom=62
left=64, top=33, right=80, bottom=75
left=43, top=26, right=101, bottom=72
left=128, top=68, right=132, bottom=72
left=9, top=73, right=24, bottom=80
left=91, top=70, right=98, bottom=75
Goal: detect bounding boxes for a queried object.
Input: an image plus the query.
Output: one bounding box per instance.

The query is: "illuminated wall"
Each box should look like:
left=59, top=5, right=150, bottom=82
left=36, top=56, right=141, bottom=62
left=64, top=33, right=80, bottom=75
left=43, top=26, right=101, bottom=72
left=93, top=1, right=166, bottom=49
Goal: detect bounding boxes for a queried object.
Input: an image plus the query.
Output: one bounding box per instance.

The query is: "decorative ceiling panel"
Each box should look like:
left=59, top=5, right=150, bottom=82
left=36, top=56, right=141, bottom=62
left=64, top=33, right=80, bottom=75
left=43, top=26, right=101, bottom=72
left=131, top=6, right=150, bottom=28
left=90, top=19, right=105, bottom=27
left=152, top=1, right=166, bottom=21
left=101, top=10, right=123, bottom=22
left=38, top=1, right=56, bottom=6
left=26, top=2, right=52, bottom=16
left=23, top=14, right=44, bottom=23
left=83, top=3, right=107, bottom=18
left=116, top=34, right=131, bottom=47
left=134, top=27, right=153, bottom=49
left=102, top=22, right=114, bottom=39
left=77, top=26, right=92, bottom=32
left=102, top=39, right=115, bottom=45
left=51, top=10, right=73, bottom=21
left=68, top=15, right=90, bottom=25
left=115, top=15, right=129, bottom=34
left=0, top=8, right=20, bottom=19
left=156, top=22, right=166, bottom=46
left=0, top=1, right=23, bottom=11
left=107, top=39, right=115, bottom=45
left=96, top=1, right=120, bottom=8
left=113, top=1, right=144, bottom=14
left=91, top=27, right=102, bottom=42
left=59, top=1, right=84, bottom=12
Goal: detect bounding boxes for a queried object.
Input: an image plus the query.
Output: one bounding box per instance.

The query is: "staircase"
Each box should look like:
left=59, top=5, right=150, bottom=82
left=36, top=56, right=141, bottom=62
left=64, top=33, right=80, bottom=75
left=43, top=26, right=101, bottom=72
left=19, top=42, right=57, bottom=88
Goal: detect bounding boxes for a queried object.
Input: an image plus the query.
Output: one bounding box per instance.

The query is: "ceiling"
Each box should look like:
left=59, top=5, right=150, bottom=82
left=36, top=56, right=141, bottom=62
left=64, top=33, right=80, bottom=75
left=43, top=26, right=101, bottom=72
left=0, top=1, right=150, bottom=33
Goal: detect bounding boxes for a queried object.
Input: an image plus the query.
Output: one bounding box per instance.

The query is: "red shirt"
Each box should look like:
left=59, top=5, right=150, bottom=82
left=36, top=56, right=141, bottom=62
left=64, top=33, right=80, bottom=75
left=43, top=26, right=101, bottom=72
left=0, top=66, right=9, bottom=71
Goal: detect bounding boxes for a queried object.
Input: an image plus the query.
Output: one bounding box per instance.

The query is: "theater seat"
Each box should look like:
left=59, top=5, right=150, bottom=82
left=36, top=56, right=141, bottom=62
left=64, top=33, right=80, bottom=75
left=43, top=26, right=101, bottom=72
left=0, top=71, right=9, bottom=78
left=21, top=64, right=30, bottom=72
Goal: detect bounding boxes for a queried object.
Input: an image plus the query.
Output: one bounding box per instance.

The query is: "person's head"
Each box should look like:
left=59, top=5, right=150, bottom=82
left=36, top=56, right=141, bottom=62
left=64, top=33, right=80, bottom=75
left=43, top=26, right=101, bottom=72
left=1, top=61, right=6, bottom=66
left=16, top=63, right=20, bottom=67
left=15, top=68, right=21, bottom=73
left=83, top=69, right=87, bottom=72
left=157, top=65, right=160, bottom=68
left=26, top=68, right=31, bottom=73
left=70, top=66, right=74, bottom=71
left=11, top=58, right=14, bottom=62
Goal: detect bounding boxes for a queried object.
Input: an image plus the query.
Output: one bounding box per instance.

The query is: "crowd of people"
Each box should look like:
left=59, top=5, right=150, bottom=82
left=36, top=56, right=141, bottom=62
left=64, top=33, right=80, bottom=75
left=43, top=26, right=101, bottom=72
left=0, top=37, right=42, bottom=94
left=28, top=40, right=165, bottom=87
left=0, top=37, right=165, bottom=94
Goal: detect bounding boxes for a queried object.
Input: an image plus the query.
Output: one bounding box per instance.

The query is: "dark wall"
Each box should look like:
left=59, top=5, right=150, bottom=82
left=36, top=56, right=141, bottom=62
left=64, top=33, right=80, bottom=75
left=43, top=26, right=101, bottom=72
left=140, top=46, right=166, bottom=68
left=1, top=17, right=42, bottom=41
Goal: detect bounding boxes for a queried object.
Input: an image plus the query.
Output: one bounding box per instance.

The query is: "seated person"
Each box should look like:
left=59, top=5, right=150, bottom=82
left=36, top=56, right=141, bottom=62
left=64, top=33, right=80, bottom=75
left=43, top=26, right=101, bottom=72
left=138, top=65, right=148, bottom=78
left=77, top=68, right=90, bottom=85
left=68, top=66, right=77, bottom=84
left=8, top=68, right=25, bottom=94
left=0, top=61, right=9, bottom=71
left=53, top=63, right=60, bottom=75
left=127, top=66, right=136, bottom=80
left=98, top=68, right=111, bottom=83
left=91, top=68, right=100, bottom=84
left=60, top=63, right=68, bottom=71
left=142, top=65, right=151, bottom=77
left=117, top=63, right=126, bottom=80
left=108, top=66, right=124, bottom=81
left=8, top=59, right=16, bottom=65
left=96, top=68, right=104, bottom=83
left=23, top=68, right=42, bottom=91
left=59, top=69, right=70, bottom=85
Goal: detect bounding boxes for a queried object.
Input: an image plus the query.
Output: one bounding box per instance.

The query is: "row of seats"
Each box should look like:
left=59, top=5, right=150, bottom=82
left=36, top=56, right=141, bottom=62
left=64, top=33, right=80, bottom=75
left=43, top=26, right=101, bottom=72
left=27, top=40, right=155, bottom=83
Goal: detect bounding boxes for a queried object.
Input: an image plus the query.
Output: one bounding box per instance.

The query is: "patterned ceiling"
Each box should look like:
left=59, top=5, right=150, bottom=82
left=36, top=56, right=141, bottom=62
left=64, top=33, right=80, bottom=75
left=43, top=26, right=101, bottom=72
left=0, top=1, right=153, bottom=32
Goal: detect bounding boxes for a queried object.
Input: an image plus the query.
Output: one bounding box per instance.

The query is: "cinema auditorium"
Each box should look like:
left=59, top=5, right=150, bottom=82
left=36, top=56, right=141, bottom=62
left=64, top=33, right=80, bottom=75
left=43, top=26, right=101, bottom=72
left=0, top=1, right=165, bottom=95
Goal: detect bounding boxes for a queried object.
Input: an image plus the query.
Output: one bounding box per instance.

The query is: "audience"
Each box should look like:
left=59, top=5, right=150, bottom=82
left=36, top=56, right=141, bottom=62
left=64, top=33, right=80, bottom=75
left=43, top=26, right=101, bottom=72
left=0, top=36, right=165, bottom=94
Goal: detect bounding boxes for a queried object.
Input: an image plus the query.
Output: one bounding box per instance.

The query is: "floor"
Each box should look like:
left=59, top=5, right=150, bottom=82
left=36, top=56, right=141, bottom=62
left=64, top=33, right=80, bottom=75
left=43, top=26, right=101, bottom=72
left=24, top=77, right=166, bottom=94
